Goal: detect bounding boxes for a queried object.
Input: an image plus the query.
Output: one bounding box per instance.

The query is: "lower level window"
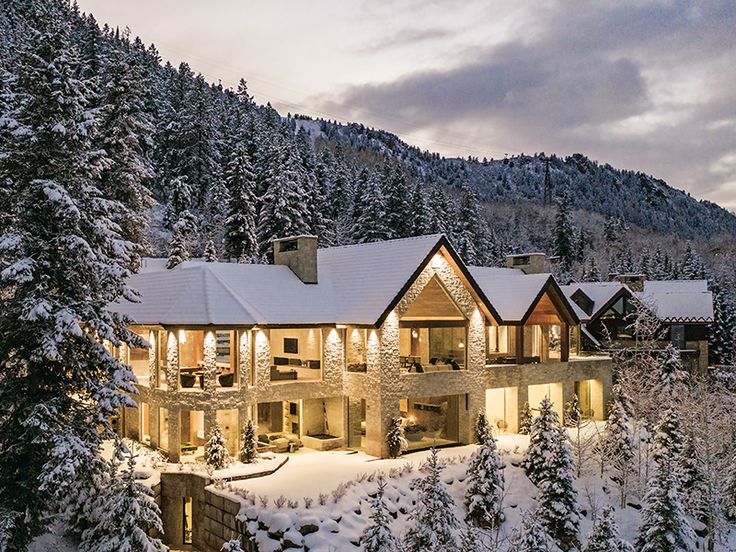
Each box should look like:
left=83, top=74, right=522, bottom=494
left=183, top=497, right=193, bottom=544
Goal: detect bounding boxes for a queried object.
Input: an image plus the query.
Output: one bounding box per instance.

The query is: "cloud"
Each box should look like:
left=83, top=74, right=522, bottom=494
left=318, top=1, right=736, bottom=208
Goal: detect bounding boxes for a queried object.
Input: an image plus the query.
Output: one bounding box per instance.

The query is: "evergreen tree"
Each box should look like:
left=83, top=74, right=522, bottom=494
left=360, top=477, right=402, bottom=552
left=453, top=184, right=489, bottom=265
left=654, top=344, right=689, bottom=399
left=518, top=402, right=533, bottom=435
left=583, top=257, right=601, bottom=282
left=383, top=163, right=411, bottom=239
left=725, top=450, right=736, bottom=521
left=599, top=393, right=635, bottom=506
left=205, top=425, right=230, bottom=470
left=223, top=143, right=258, bottom=262
left=521, top=398, right=560, bottom=486
left=475, top=410, right=491, bottom=443
left=680, top=244, right=705, bottom=280
left=513, top=512, right=552, bottom=552
left=240, top=418, right=258, bottom=464
left=79, top=447, right=166, bottom=552
left=256, top=145, right=309, bottom=261
left=203, top=238, right=218, bottom=262
left=407, top=179, right=431, bottom=237
left=351, top=168, right=389, bottom=243
left=404, top=448, right=460, bottom=552
left=584, top=506, right=634, bottom=552
left=635, top=411, right=694, bottom=552
left=0, top=6, right=141, bottom=545
left=386, top=418, right=407, bottom=459
left=536, top=422, right=581, bottom=550
left=167, top=210, right=198, bottom=269
left=465, top=432, right=505, bottom=528
left=564, top=393, right=581, bottom=427
left=652, top=408, right=685, bottom=478
left=553, top=191, right=577, bottom=271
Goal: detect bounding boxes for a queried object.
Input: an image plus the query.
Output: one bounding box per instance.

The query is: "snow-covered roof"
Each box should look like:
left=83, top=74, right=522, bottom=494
left=114, top=235, right=453, bottom=326
left=469, top=268, right=578, bottom=324
left=636, top=280, right=713, bottom=323
left=561, top=281, right=630, bottom=320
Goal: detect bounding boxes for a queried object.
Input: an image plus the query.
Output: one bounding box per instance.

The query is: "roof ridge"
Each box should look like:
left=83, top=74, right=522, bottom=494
left=319, top=233, right=444, bottom=253
left=205, top=265, right=267, bottom=323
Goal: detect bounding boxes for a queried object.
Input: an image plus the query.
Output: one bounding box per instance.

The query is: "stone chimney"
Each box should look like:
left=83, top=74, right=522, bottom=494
left=608, top=273, right=646, bottom=292
left=505, top=253, right=549, bottom=275
left=273, top=235, right=318, bottom=284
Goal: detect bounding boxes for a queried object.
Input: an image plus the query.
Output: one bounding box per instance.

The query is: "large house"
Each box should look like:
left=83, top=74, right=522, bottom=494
left=112, top=234, right=613, bottom=462
left=562, top=276, right=713, bottom=373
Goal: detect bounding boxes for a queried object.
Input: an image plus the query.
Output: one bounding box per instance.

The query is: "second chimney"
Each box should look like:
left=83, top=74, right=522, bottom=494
left=273, top=235, right=318, bottom=284
left=505, top=253, right=549, bottom=274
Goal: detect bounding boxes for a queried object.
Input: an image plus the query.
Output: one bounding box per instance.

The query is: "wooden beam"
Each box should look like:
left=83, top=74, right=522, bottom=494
left=561, top=322, right=570, bottom=362
left=515, top=325, right=524, bottom=364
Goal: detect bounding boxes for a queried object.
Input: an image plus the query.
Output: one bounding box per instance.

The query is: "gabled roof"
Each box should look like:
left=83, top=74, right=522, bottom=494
left=561, top=281, right=631, bottom=321
left=113, top=234, right=501, bottom=327
left=468, top=269, right=579, bottom=325
left=636, top=280, right=713, bottom=324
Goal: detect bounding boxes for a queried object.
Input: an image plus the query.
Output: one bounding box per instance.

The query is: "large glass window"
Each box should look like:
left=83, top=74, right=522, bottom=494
left=158, top=407, right=169, bottom=452
left=178, top=330, right=205, bottom=389
left=127, top=329, right=150, bottom=384
left=180, top=410, right=205, bottom=458
left=399, top=326, right=466, bottom=372
left=216, top=409, right=239, bottom=456
left=269, top=328, right=322, bottom=382
left=346, top=327, right=367, bottom=373
left=671, top=325, right=686, bottom=350
left=400, top=395, right=461, bottom=451
left=215, top=330, right=238, bottom=388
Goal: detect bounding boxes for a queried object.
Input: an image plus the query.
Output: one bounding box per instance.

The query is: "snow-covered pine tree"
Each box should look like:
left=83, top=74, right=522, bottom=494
left=513, top=512, right=553, bottom=552
left=407, top=179, right=431, bottom=237
left=205, top=425, right=230, bottom=470
left=405, top=448, right=460, bottom=552
left=584, top=506, right=634, bottom=552
left=240, top=418, right=258, bottom=464
left=518, top=402, right=533, bottom=435
left=360, top=477, right=402, bottom=552
left=655, top=344, right=689, bottom=399
left=564, top=393, right=581, bottom=427
left=680, top=244, right=705, bottom=280
left=536, top=421, right=581, bottom=550
left=351, top=168, right=389, bottom=243
left=203, top=238, right=218, bottom=262
left=599, top=394, right=635, bottom=506
left=652, top=408, right=685, bottom=469
left=679, top=429, right=706, bottom=522
left=583, top=257, right=601, bottom=282
left=521, top=398, right=560, bottom=486
left=708, top=277, right=736, bottom=366
left=386, top=418, right=408, bottom=459
left=453, top=184, right=489, bottom=265
left=725, top=450, right=736, bottom=521
left=223, top=143, right=258, bottom=262
left=79, top=446, right=166, bottom=552
left=552, top=191, right=577, bottom=272
left=256, top=144, right=309, bottom=261
left=635, top=410, right=694, bottom=552
left=383, top=162, right=411, bottom=239
left=475, top=410, right=491, bottom=443
left=0, top=5, right=142, bottom=546
left=167, top=226, right=189, bottom=269
left=464, top=431, right=505, bottom=528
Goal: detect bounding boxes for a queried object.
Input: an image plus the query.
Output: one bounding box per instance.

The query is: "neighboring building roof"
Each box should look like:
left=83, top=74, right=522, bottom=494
left=561, top=281, right=631, bottom=320
left=635, top=280, right=713, bottom=323
left=469, top=268, right=579, bottom=324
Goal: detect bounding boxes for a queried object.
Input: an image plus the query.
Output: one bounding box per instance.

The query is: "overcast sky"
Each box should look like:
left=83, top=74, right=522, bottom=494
left=77, top=0, right=736, bottom=210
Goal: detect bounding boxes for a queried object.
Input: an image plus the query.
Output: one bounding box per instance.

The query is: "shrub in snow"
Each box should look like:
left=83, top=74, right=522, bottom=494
left=464, top=432, right=504, bottom=528
left=725, top=450, right=736, bottom=522
left=474, top=410, right=491, bottom=443
left=240, top=418, right=258, bottom=464
left=584, top=506, right=633, bottom=552
left=221, top=537, right=244, bottom=552
left=386, top=418, right=408, bottom=459
left=205, top=425, right=230, bottom=470
left=360, top=477, right=402, bottom=552
left=404, top=448, right=460, bottom=552
left=79, top=448, right=166, bottom=552
left=518, top=402, right=533, bottom=435
left=635, top=411, right=694, bottom=552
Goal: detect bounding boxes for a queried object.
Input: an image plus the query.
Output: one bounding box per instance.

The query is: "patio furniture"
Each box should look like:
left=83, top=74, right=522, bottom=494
left=270, top=366, right=297, bottom=381
left=347, top=363, right=367, bottom=373
left=180, top=373, right=196, bottom=388
left=218, top=372, right=235, bottom=387
left=180, top=442, right=197, bottom=454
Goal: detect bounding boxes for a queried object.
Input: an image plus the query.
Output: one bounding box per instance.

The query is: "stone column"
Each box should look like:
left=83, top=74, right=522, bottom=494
left=238, top=330, right=252, bottom=388
left=561, top=322, right=570, bottom=362
left=204, top=408, right=216, bottom=445
left=517, top=385, right=529, bottom=430
left=202, top=331, right=217, bottom=394
left=149, top=330, right=158, bottom=387
left=254, top=328, right=271, bottom=392
left=167, top=331, right=179, bottom=391
left=150, top=405, right=160, bottom=449
left=168, top=405, right=181, bottom=463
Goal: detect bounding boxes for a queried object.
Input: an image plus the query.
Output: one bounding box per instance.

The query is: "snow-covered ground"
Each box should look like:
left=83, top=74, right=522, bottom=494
left=204, top=433, right=736, bottom=552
